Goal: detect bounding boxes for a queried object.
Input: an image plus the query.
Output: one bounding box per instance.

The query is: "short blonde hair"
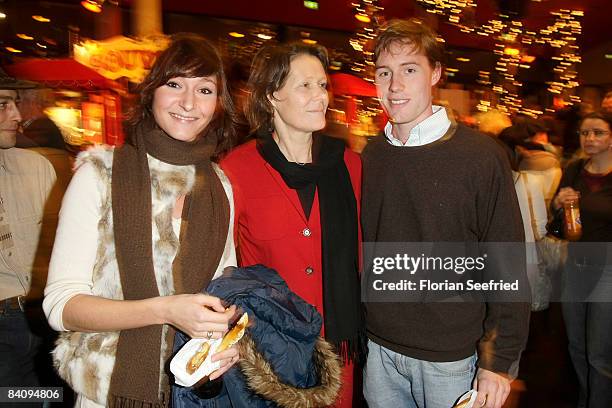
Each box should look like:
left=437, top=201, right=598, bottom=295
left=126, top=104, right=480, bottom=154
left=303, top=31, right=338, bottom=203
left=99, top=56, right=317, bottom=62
left=476, top=110, right=512, bottom=137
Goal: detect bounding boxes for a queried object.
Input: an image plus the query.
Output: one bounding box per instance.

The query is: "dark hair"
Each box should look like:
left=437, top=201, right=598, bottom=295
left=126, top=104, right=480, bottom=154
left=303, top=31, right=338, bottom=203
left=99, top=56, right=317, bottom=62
left=245, top=42, right=329, bottom=133
left=129, top=33, right=237, bottom=158
left=579, top=111, right=612, bottom=129
left=373, top=19, right=445, bottom=69
left=497, top=126, right=523, bottom=171
left=499, top=124, right=529, bottom=150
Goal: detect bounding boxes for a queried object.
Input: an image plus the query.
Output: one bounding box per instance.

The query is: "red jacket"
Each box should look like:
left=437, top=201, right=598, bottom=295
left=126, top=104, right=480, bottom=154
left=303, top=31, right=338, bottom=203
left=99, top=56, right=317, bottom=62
left=221, top=139, right=361, bottom=407
left=221, top=141, right=361, bottom=408
left=221, top=139, right=361, bottom=317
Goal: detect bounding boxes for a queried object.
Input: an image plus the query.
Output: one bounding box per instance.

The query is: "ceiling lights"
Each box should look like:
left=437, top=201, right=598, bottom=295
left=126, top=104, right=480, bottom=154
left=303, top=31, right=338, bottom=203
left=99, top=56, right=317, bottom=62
left=81, top=0, right=103, bottom=13
left=32, top=15, right=51, bottom=22
left=503, top=47, right=520, bottom=56
left=355, top=14, right=371, bottom=23
left=304, top=1, right=319, bottom=10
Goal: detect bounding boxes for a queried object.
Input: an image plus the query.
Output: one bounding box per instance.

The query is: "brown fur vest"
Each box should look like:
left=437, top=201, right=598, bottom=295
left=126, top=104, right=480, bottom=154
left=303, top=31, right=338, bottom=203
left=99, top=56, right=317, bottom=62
left=52, top=146, right=201, bottom=404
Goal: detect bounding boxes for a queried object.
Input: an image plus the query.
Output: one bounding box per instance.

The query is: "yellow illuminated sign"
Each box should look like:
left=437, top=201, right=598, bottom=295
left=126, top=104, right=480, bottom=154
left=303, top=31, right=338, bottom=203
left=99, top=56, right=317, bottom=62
left=74, top=36, right=169, bottom=82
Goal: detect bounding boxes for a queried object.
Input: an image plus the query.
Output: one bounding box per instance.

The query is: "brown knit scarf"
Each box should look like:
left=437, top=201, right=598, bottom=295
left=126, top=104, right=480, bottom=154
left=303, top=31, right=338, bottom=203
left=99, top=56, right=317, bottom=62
left=108, top=119, right=229, bottom=407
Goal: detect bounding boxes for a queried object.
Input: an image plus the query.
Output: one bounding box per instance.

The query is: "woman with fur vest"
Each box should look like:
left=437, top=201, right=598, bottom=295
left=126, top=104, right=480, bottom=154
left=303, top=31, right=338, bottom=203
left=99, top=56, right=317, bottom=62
left=43, top=34, right=240, bottom=407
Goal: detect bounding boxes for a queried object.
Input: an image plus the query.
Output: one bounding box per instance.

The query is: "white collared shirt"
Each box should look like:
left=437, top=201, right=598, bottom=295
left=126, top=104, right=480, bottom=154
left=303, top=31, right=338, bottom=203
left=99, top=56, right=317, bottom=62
left=384, top=105, right=451, bottom=147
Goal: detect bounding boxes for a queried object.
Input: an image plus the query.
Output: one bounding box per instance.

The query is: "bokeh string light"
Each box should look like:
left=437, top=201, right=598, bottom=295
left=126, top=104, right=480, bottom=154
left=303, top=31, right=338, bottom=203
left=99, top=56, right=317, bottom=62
left=416, top=0, right=477, bottom=32
left=541, top=10, right=583, bottom=108
left=415, top=0, right=584, bottom=116
left=350, top=0, right=385, bottom=78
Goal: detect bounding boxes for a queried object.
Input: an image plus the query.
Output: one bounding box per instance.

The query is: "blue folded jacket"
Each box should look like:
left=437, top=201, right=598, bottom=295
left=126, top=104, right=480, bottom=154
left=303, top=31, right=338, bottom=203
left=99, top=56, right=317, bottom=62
left=172, top=264, right=341, bottom=408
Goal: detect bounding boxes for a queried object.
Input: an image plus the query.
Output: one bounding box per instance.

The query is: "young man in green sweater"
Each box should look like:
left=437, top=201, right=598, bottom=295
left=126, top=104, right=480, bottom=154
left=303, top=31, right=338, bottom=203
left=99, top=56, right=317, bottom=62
left=361, top=19, right=530, bottom=408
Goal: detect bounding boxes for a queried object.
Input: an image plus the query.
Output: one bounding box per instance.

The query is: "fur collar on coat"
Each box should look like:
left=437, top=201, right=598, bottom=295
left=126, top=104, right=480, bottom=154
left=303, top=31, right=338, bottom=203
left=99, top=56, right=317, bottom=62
left=238, top=334, right=342, bottom=407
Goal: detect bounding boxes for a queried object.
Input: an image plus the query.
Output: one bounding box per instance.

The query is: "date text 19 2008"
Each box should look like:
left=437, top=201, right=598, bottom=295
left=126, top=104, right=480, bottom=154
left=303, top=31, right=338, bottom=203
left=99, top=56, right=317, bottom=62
left=0, top=387, right=63, bottom=402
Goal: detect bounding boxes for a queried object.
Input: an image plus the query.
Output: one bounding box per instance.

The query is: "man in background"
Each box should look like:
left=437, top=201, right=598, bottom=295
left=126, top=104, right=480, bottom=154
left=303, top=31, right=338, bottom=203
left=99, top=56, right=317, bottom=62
left=601, top=90, right=612, bottom=114
left=0, top=69, right=56, bottom=397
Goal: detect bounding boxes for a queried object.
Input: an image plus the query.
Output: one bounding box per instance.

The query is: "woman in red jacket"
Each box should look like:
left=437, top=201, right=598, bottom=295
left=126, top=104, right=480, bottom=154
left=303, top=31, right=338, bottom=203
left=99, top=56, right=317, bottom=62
left=221, top=43, right=363, bottom=407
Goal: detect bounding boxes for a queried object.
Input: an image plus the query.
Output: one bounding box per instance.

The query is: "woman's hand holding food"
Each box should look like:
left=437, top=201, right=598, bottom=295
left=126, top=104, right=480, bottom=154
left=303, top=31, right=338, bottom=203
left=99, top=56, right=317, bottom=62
left=209, top=345, right=240, bottom=380
left=158, top=293, right=236, bottom=339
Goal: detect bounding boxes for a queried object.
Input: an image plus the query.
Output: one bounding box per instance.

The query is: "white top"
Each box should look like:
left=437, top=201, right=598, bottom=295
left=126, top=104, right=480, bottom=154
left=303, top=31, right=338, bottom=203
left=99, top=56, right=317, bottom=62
left=521, top=168, right=562, bottom=212
left=520, top=172, right=548, bottom=241
left=514, top=170, right=548, bottom=244
left=384, top=105, right=452, bottom=147
left=43, top=161, right=237, bottom=332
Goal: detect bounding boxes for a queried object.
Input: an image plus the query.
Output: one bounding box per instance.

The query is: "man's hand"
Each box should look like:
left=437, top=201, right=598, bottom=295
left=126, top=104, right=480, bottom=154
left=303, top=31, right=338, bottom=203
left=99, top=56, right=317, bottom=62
left=472, top=368, right=511, bottom=408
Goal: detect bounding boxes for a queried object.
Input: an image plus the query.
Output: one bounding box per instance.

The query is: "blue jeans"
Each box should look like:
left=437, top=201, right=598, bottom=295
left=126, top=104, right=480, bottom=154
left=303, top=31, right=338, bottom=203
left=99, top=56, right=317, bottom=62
left=364, top=339, right=476, bottom=408
left=0, top=304, right=42, bottom=407
left=562, top=301, right=612, bottom=408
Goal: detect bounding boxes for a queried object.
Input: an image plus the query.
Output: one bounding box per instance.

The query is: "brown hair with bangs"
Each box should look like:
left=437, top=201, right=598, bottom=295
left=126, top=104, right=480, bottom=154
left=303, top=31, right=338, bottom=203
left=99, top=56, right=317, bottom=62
left=245, top=42, right=329, bottom=133
left=373, top=19, right=445, bottom=69
left=580, top=111, right=612, bottom=129
left=129, top=33, right=237, bottom=158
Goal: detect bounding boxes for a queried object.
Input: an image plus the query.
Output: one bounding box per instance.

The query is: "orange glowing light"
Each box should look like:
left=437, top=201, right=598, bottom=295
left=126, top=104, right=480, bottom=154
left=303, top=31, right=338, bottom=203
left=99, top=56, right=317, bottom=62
left=229, top=32, right=245, bottom=38
left=81, top=0, right=102, bottom=13
left=355, top=14, right=371, bottom=23
left=503, top=47, right=520, bottom=56
left=302, top=39, right=317, bottom=45
left=6, top=47, right=22, bottom=53
left=553, top=97, right=567, bottom=110
left=17, top=33, right=34, bottom=40
left=521, top=55, right=536, bottom=63
left=32, top=15, right=51, bottom=22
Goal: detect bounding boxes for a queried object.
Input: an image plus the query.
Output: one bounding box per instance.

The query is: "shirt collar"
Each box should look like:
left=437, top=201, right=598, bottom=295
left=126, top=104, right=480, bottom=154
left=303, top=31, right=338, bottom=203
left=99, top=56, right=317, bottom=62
left=384, top=105, right=451, bottom=147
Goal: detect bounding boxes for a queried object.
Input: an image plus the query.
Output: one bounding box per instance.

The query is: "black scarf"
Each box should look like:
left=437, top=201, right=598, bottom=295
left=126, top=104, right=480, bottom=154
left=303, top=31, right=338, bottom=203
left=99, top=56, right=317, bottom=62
left=256, top=131, right=364, bottom=362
